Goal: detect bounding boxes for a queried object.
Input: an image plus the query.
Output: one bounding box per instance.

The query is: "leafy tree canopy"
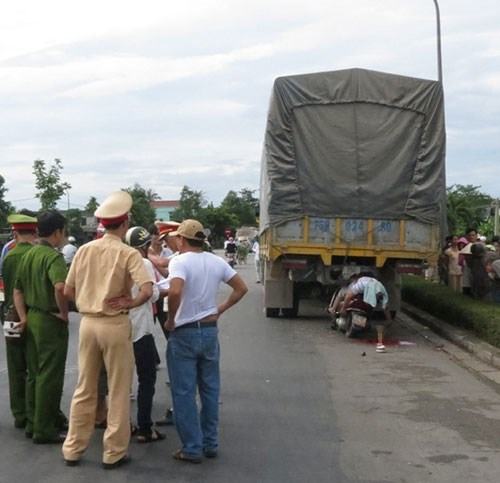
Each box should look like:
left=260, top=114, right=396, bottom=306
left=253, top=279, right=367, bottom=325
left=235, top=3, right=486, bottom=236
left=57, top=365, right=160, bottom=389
left=202, top=203, right=239, bottom=246
left=447, top=184, right=493, bottom=237
left=65, top=208, right=85, bottom=242
left=84, top=196, right=100, bottom=215
left=170, top=185, right=258, bottom=247
left=33, top=158, right=71, bottom=210
left=124, top=184, right=157, bottom=228
left=220, top=188, right=258, bottom=227
left=0, top=175, right=14, bottom=229
left=171, top=186, right=206, bottom=221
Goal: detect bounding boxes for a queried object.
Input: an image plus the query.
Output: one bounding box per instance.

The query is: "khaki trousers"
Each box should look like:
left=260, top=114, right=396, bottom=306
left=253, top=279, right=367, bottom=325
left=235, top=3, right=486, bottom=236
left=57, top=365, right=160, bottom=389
left=448, top=273, right=463, bottom=293
left=62, top=314, right=133, bottom=464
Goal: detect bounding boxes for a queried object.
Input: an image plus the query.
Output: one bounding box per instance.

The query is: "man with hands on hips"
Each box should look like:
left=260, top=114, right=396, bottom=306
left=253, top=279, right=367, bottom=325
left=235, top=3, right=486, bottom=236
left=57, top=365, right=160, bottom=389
left=165, top=219, right=247, bottom=463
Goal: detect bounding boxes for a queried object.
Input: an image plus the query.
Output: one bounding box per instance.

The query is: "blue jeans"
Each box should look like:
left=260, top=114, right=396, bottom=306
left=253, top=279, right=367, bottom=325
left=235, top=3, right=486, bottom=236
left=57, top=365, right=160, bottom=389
left=167, top=326, right=220, bottom=457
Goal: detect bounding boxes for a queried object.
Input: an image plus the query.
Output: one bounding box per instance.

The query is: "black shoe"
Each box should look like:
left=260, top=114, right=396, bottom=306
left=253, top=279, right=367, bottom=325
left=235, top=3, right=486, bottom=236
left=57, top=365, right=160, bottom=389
left=57, top=411, right=69, bottom=431
left=33, top=433, right=66, bottom=444
left=156, top=409, right=174, bottom=426
left=102, top=455, right=131, bottom=470
left=203, top=448, right=218, bottom=458
left=64, top=459, right=80, bottom=467
left=58, top=420, right=69, bottom=431
left=14, top=419, right=27, bottom=429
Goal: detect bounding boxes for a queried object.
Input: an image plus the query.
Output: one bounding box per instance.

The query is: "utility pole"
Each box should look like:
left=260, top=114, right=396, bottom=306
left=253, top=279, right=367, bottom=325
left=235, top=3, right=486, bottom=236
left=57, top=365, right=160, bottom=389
left=432, top=0, right=443, bottom=84
left=494, top=199, right=499, bottom=236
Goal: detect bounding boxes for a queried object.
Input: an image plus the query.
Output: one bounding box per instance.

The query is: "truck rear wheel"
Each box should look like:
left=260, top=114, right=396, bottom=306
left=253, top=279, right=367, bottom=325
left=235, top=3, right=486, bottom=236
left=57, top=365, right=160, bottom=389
left=281, top=307, right=298, bottom=318
left=265, top=308, right=280, bottom=318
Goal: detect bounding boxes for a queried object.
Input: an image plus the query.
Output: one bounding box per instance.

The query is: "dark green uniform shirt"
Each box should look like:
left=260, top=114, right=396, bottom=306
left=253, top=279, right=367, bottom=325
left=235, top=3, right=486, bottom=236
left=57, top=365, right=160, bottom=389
left=2, top=242, right=33, bottom=309
left=15, top=243, right=67, bottom=313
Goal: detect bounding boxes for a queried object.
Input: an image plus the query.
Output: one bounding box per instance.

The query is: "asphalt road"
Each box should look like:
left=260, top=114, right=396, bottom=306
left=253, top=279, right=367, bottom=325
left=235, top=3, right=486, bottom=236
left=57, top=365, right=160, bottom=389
left=1, top=257, right=500, bottom=483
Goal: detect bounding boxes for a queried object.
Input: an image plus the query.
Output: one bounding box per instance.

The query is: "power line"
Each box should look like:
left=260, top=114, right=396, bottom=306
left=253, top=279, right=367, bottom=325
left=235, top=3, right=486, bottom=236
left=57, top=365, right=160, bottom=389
left=8, top=196, right=37, bottom=203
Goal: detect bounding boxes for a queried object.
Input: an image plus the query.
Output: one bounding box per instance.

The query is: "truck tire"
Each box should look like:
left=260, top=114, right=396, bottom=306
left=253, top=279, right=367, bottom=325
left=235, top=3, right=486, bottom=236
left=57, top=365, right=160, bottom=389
left=265, top=308, right=280, bottom=318
left=281, top=307, right=298, bottom=318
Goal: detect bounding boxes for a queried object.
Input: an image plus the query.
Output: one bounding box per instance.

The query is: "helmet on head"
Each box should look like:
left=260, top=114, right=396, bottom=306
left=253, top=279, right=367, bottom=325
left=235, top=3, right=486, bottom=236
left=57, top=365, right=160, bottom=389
left=125, top=226, right=152, bottom=248
left=68, top=236, right=76, bottom=243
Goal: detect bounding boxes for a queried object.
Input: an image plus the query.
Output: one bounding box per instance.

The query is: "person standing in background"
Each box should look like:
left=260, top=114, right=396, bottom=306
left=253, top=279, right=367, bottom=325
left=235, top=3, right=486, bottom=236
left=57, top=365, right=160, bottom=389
left=460, top=228, right=478, bottom=296
left=62, top=236, right=77, bottom=266
left=252, top=237, right=261, bottom=283
left=444, top=235, right=462, bottom=292
left=14, top=210, right=69, bottom=444
left=2, top=213, right=38, bottom=430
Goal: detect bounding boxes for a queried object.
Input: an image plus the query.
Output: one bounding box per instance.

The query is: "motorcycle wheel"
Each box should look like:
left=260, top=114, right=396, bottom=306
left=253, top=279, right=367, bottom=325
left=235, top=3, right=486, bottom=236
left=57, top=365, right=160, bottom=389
left=345, top=312, right=356, bottom=338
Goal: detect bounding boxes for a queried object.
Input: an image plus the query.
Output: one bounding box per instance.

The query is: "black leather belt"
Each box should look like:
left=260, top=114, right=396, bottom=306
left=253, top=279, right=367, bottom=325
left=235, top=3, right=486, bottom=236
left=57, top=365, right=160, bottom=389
left=176, top=320, right=217, bottom=330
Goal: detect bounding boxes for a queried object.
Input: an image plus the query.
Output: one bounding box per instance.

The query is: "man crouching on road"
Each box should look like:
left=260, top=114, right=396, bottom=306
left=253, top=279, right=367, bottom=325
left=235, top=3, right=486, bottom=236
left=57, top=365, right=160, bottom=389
left=166, top=219, right=248, bottom=463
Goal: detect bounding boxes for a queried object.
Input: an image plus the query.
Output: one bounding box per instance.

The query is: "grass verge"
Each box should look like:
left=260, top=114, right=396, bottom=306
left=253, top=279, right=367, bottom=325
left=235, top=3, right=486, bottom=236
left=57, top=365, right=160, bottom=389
left=401, top=275, right=500, bottom=349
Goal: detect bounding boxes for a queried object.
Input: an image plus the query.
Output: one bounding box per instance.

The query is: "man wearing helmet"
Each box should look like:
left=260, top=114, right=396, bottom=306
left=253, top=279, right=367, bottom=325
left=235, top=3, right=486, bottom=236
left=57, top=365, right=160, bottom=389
left=62, top=236, right=77, bottom=266
left=125, top=226, right=165, bottom=443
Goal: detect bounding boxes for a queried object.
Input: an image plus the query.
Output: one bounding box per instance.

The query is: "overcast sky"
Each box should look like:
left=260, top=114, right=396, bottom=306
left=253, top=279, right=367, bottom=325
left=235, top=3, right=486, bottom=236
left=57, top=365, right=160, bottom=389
left=0, top=0, right=499, bottom=210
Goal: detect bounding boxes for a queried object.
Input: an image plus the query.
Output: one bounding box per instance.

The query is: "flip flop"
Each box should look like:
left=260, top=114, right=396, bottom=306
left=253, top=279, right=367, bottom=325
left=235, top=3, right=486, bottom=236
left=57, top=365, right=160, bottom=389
left=172, top=449, right=202, bottom=464
left=137, top=429, right=165, bottom=443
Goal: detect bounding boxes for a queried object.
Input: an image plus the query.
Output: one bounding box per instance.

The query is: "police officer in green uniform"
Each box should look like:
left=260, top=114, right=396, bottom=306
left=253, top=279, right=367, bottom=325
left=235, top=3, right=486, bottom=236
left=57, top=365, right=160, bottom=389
left=1, top=213, right=38, bottom=429
left=14, top=210, right=69, bottom=444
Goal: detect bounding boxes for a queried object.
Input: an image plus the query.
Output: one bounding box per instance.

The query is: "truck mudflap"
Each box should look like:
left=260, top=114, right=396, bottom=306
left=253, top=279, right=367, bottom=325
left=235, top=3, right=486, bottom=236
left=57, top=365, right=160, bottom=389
left=263, top=259, right=299, bottom=317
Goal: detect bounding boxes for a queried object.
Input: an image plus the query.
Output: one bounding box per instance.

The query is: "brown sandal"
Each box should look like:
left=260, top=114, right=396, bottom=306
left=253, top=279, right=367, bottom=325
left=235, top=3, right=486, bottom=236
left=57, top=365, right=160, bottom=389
left=172, top=449, right=202, bottom=463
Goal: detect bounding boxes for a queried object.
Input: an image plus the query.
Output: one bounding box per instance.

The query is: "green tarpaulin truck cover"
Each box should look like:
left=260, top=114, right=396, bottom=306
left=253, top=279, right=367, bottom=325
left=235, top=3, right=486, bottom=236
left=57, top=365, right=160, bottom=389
left=259, top=68, right=446, bottom=233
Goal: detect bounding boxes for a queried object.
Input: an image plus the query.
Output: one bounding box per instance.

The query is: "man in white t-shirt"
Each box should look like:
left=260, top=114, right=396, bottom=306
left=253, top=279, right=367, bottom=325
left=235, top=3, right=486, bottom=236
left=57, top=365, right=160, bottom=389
left=62, top=236, right=77, bottom=265
left=166, top=219, right=247, bottom=463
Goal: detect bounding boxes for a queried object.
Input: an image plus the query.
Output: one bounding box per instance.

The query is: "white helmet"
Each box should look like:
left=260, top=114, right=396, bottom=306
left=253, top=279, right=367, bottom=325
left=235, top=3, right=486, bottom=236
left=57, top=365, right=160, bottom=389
left=68, top=236, right=76, bottom=243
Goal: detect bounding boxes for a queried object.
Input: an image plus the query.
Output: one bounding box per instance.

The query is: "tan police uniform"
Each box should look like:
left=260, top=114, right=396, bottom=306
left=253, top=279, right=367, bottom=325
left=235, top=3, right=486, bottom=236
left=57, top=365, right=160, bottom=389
left=62, top=191, right=153, bottom=465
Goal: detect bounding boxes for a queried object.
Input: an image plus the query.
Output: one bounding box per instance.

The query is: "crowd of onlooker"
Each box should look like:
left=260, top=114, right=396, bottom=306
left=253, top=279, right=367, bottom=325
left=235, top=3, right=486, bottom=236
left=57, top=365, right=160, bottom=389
left=439, top=228, right=500, bottom=303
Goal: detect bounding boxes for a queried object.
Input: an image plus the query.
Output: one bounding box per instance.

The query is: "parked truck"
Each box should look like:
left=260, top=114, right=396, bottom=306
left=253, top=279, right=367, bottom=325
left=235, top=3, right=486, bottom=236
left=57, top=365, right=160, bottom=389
left=259, top=68, right=446, bottom=317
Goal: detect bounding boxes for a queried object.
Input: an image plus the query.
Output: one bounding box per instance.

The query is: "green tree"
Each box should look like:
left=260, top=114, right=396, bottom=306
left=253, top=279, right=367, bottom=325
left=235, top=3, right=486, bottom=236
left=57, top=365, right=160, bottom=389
left=124, top=184, right=157, bottom=228
left=65, top=208, right=85, bottom=242
left=0, top=175, right=14, bottom=229
left=145, top=188, right=160, bottom=203
left=171, top=185, right=206, bottom=221
left=447, top=185, right=492, bottom=236
left=202, top=204, right=239, bottom=247
left=84, top=196, right=99, bottom=215
left=32, top=158, right=71, bottom=210
left=220, top=188, right=258, bottom=227
left=239, top=188, right=259, bottom=213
